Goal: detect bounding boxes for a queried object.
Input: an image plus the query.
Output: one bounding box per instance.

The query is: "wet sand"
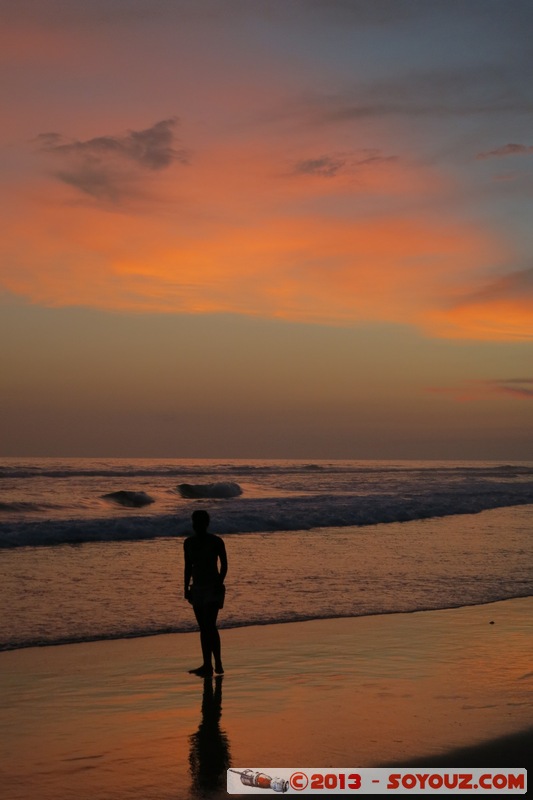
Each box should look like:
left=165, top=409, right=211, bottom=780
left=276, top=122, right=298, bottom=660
left=1, top=597, right=531, bottom=799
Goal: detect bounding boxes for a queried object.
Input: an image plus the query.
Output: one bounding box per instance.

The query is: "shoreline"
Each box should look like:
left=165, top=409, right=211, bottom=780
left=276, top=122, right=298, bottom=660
left=3, top=593, right=532, bottom=655
left=1, top=597, right=531, bottom=799
left=0, top=594, right=533, bottom=659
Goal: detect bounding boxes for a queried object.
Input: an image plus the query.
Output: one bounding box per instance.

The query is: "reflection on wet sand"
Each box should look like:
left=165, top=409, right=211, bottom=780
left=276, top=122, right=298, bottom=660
left=188, top=676, right=231, bottom=798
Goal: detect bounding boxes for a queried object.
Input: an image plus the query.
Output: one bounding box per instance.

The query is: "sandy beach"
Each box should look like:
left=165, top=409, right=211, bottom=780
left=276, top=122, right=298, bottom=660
left=1, top=597, right=531, bottom=799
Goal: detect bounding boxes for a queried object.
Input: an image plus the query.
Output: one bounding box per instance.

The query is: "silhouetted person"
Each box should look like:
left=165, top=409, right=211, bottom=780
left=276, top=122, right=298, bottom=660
left=188, top=675, right=231, bottom=797
left=184, top=510, right=227, bottom=677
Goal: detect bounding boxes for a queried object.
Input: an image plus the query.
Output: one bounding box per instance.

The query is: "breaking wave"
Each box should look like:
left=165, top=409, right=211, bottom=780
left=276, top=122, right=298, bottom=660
left=102, top=491, right=155, bottom=507
left=1, top=487, right=532, bottom=549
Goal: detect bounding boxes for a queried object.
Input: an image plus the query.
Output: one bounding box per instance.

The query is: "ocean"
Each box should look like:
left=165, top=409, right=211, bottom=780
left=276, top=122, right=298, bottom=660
left=1, top=458, right=532, bottom=652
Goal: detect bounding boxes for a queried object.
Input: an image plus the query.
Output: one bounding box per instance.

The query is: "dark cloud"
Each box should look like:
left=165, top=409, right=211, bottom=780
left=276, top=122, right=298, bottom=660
left=35, top=119, right=188, bottom=202
left=37, top=118, right=185, bottom=170
left=292, top=150, right=396, bottom=178
left=484, top=379, right=533, bottom=399
left=293, top=156, right=346, bottom=178
left=427, top=378, right=533, bottom=401
left=283, top=40, right=533, bottom=129
left=476, top=143, right=533, bottom=160
left=460, top=267, right=533, bottom=304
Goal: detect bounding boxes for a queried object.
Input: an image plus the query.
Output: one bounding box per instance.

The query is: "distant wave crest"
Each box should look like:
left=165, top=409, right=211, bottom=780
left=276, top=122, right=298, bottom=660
left=0, top=501, right=63, bottom=513
left=177, top=482, right=242, bottom=499
left=102, top=491, right=155, bottom=507
left=2, top=462, right=533, bottom=480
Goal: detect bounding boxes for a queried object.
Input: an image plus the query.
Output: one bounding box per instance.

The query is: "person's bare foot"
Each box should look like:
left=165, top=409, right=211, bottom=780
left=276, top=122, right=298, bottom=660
left=214, top=663, right=224, bottom=675
left=188, top=665, right=213, bottom=677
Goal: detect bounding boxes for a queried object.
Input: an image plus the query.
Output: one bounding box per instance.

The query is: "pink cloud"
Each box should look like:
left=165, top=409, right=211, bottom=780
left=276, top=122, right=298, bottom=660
left=426, top=379, right=533, bottom=402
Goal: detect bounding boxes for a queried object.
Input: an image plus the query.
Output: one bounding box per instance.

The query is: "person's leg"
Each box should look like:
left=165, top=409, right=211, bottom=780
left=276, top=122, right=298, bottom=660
left=190, top=605, right=213, bottom=676
left=204, top=604, right=223, bottom=674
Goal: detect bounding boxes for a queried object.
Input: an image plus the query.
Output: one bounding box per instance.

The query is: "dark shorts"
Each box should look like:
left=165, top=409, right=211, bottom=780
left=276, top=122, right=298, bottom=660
left=190, top=583, right=225, bottom=609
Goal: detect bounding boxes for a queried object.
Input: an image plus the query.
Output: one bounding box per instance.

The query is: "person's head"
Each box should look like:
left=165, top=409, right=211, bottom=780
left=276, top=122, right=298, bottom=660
left=191, top=509, right=210, bottom=534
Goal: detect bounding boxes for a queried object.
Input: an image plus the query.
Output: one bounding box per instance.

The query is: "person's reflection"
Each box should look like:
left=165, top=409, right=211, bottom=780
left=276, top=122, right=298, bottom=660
left=188, top=675, right=231, bottom=797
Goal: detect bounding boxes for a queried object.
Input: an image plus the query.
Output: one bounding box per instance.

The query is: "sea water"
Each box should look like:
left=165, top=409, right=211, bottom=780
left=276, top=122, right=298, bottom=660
left=1, top=458, right=532, bottom=650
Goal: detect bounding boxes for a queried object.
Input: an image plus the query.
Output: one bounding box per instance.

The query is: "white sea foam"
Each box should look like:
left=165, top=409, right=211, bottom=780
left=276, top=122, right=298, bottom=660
left=1, top=484, right=533, bottom=548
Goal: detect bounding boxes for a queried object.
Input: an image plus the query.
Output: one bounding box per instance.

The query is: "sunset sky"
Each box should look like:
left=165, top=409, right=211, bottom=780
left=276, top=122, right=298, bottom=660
left=1, top=0, right=532, bottom=458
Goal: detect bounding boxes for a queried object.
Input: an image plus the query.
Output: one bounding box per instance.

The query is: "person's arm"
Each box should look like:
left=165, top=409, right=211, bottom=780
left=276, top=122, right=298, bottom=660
left=184, top=540, right=192, bottom=601
left=218, top=538, right=228, bottom=584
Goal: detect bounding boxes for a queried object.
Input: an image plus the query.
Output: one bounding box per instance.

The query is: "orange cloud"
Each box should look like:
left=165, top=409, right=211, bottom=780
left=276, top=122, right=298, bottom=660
left=0, top=197, right=495, bottom=325
left=425, top=298, right=533, bottom=341
left=0, top=126, right=519, bottom=340
left=423, top=268, right=533, bottom=341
